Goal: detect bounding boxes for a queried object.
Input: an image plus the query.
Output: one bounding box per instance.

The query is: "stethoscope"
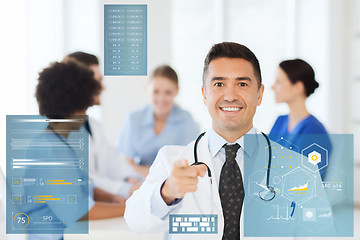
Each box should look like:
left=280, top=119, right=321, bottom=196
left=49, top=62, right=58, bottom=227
left=191, top=131, right=276, bottom=202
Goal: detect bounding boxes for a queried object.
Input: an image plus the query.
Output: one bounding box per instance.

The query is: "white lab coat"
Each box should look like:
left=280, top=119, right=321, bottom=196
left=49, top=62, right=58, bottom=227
left=88, top=118, right=141, bottom=196
left=125, top=131, right=333, bottom=239
left=125, top=132, right=224, bottom=239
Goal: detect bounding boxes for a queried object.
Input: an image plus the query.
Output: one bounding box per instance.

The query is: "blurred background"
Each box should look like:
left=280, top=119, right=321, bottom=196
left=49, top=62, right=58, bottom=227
left=0, top=0, right=359, bottom=238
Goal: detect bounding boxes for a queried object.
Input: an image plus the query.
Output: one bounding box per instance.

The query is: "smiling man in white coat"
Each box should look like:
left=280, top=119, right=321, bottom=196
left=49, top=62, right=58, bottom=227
left=124, top=42, right=333, bottom=239
left=125, top=42, right=266, bottom=239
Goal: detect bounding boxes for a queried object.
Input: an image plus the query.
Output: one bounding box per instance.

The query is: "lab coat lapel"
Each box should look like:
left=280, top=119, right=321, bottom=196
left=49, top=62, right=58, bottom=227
left=243, top=133, right=261, bottom=179
left=195, top=132, right=223, bottom=215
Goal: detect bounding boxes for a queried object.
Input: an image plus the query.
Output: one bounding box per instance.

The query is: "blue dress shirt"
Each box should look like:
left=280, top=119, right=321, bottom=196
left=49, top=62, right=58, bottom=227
left=117, top=104, right=199, bottom=166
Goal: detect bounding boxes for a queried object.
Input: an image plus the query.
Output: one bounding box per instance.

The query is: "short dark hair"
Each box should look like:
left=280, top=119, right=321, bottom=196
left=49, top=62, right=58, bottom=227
left=67, top=51, right=99, bottom=66
left=279, top=59, right=319, bottom=97
left=151, top=65, right=178, bottom=88
left=35, top=61, right=101, bottom=118
left=203, top=42, right=262, bottom=88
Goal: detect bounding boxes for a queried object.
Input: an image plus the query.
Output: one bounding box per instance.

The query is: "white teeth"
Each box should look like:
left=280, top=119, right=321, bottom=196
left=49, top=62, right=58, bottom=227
left=221, top=107, right=241, bottom=112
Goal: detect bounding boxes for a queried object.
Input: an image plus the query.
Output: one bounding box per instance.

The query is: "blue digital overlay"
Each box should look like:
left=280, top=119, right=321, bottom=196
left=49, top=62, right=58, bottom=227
left=104, top=4, right=147, bottom=76
left=6, top=115, right=89, bottom=234
left=243, top=134, right=353, bottom=237
left=169, top=214, right=218, bottom=234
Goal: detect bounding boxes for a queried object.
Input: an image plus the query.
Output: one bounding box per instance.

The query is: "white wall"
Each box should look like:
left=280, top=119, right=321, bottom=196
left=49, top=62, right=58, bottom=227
left=170, top=0, right=214, bottom=132
left=347, top=0, right=360, bottom=162
left=294, top=0, right=330, bottom=131
left=0, top=0, right=27, bottom=173
left=25, top=0, right=66, bottom=115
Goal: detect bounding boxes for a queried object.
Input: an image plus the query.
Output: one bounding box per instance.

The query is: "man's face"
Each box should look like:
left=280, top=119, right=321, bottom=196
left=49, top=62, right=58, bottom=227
left=89, top=64, right=104, bottom=105
left=202, top=57, right=264, bottom=136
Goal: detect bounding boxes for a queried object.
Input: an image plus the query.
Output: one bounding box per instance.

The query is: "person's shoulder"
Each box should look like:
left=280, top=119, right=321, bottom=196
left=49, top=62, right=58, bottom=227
left=26, top=131, right=56, bottom=157
left=307, top=115, right=323, bottom=124
left=88, top=117, right=101, bottom=129
left=270, top=115, right=288, bottom=133
left=172, top=105, right=195, bottom=122
left=127, top=105, right=150, bottom=121
left=88, top=117, right=109, bottom=141
left=275, top=114, right=288, bottom=123
left=33, top=131, right=54, bottom=140
left=303, top=115, right=328, bottom=134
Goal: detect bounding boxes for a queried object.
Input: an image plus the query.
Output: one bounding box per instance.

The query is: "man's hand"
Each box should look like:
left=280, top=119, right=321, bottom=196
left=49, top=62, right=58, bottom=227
left=161, top=159, right=207, bottom=205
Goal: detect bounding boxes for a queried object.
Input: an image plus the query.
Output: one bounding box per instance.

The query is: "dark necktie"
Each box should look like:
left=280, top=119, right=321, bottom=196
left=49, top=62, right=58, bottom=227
left=219, top=143, right=244, bottom=240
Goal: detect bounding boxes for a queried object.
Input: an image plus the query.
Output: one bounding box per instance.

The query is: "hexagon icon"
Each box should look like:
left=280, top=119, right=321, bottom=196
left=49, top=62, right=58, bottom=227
left=303, top=208, right=316, bottom=221
left=283, top=168, right=316, bottom=204
left=320, top=167, right=350, bottom=205
left=308, top=151, right=321, bottom=165
left=301, top=143, right=328, bottom=173
left=298, top=196, right=334, bottom=234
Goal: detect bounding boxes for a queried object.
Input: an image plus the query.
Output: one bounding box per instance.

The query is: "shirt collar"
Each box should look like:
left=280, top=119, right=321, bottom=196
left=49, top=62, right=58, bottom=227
left=208, top=127, right=257, bottom=158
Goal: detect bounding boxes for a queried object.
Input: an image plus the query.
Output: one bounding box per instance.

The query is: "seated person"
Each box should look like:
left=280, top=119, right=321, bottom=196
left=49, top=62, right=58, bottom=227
left=64, top=52, right=141, bottom=197
left=117, top=65, right=200, bottom=178
left=25, top=61, right=126, bottom=240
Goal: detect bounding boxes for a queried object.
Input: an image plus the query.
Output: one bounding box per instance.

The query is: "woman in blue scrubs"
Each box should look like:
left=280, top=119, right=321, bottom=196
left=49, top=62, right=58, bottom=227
left=117, top=65, right=199, bottom=178
left=269, top=59, right=331, bottom=179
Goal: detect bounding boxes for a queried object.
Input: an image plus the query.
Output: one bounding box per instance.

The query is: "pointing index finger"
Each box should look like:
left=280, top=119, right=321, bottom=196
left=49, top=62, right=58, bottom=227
left=174, top=159, right=189, bottom=168
left=193, top=164, right=208, bottom=177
